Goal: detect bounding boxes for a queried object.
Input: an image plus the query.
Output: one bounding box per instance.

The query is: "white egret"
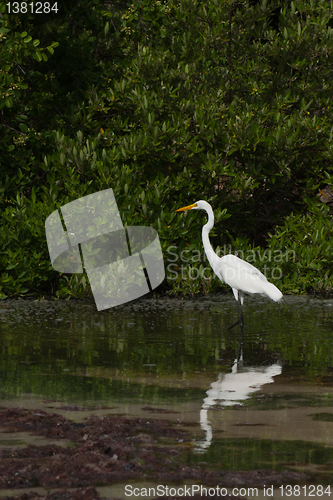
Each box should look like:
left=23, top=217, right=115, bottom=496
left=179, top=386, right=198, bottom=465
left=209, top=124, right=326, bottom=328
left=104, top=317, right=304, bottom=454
left=176, top=200, right=283, bottom=338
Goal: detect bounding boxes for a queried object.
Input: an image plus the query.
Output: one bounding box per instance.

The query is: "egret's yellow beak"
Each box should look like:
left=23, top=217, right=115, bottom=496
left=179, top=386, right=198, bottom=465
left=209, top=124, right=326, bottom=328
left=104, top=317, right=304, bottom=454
left=175, top=203, right=197, bottom=212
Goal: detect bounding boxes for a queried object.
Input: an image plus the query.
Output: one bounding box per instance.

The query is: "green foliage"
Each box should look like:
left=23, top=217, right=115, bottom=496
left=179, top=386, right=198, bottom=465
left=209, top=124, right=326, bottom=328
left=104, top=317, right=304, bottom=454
left=1, top=0, right=333, bottom=298
left=266, top=201, right=333, bottom=296
left=0, top=132, right=228, bottom=297
left=0, top=198, right=57, bottom=299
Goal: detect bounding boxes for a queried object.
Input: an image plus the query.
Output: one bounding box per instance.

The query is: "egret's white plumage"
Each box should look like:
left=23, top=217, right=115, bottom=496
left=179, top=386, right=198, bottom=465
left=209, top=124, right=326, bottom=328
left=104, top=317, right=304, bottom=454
left=176, top=200, right=282, bottom=333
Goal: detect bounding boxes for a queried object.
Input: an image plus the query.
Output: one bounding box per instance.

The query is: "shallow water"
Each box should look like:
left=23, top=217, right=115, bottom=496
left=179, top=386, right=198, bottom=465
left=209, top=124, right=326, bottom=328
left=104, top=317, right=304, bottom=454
left=1, top=294, right=333, bottom=496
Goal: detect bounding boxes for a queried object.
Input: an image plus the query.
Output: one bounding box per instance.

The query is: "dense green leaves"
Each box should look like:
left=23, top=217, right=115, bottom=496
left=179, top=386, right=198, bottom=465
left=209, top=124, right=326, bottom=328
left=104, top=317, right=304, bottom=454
left=1, top=0, right=333, bottom=298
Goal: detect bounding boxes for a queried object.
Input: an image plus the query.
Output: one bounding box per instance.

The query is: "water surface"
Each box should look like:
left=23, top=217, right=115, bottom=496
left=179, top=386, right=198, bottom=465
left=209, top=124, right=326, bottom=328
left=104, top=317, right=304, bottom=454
left=1, top=294, right=333, bottom=488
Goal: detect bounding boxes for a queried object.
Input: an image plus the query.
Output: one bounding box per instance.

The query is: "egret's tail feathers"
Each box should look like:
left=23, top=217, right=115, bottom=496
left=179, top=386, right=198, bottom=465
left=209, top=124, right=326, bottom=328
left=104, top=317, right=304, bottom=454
left=265, top=282, right=283, bottom=302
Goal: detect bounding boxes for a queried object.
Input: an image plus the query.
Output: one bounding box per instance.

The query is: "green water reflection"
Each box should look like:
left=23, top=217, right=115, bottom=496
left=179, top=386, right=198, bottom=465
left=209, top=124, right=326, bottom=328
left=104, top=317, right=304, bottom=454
left=241, top=392, right=333, bottom=411
left=187, top=437, right=333, bottom=480
left=0, top=296, right=333, bottom=402
left=1, top=295, right=333, bottom=481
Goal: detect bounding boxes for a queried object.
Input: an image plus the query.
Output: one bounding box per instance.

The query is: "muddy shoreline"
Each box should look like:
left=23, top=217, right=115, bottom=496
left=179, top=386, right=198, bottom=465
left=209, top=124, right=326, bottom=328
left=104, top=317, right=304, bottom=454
left=0, top=407, right=307, bottom=500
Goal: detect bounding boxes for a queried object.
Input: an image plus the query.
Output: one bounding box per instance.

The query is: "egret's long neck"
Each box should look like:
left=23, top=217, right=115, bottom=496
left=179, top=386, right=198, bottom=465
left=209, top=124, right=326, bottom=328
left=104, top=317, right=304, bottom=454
left=201, top=206, right=216, bottom=267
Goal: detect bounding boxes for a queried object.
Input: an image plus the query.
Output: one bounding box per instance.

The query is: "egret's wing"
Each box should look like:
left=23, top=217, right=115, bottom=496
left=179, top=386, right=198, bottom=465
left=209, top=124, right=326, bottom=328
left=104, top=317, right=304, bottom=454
left=215, top=255, right=266, bottom=279
left=214, top=254, right=282, bottom=301
left=214, top=255, right=268, bottom=294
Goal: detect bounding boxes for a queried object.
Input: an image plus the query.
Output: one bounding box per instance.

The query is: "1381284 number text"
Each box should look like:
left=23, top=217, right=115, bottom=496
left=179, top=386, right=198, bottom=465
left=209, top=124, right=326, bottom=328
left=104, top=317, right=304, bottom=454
left=6, top=2, right=58, bottom=13
left=280, top=485, right=331, bottom=496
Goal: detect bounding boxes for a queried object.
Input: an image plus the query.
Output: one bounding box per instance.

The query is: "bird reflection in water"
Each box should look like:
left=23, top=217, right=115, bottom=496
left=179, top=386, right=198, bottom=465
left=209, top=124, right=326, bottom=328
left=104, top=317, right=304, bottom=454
left=195, top=344, right=282, bottom=452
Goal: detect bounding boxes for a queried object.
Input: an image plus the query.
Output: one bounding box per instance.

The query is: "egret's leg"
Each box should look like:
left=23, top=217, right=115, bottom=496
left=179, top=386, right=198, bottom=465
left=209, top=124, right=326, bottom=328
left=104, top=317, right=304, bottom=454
left=229, top=289, right=245, bottom=361
left=228, top=301, right=241, bottom=330
left=239, top=291, right=244, bottom=328
left=228, top=289, right=245, bottom=331
left=227, top=318, right=239, bottom=330
left=228, top=288, right=240, bottom=330
left=238, top=291, right=244, bottom=347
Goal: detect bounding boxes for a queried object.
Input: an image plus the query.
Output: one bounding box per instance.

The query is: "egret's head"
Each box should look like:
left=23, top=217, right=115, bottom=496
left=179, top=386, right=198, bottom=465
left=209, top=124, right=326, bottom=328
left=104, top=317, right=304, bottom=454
left=176, top=200, right=210, bottom=212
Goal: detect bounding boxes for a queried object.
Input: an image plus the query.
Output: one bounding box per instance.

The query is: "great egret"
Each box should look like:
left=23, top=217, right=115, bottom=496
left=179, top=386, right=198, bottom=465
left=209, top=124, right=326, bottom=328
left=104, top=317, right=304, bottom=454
left=176, top=200, right=283, bottom=339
